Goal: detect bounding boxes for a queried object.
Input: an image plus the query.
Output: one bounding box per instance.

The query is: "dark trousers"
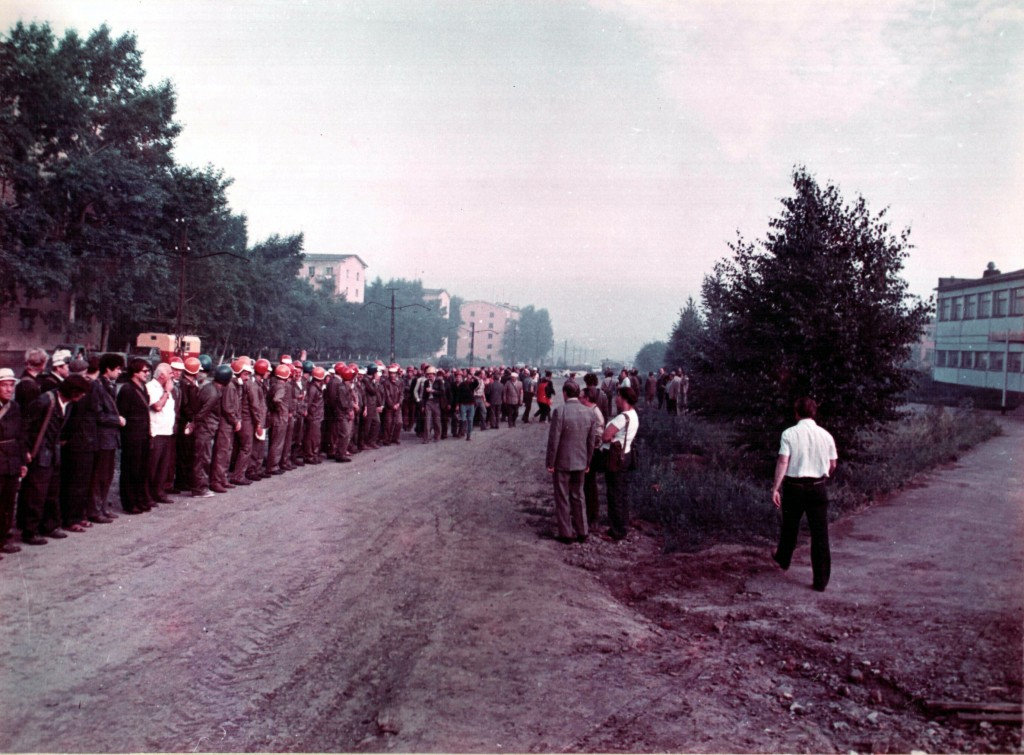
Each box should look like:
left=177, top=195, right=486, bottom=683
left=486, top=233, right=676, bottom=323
left=193, top=428, right=215, bottom=491
left=18, top=463, right=60, bottom=537
left=120, top=437, right=151, bottom=512
left=265, top=417, right=288, bottom=473
left=775, top=479, right=831, bottom=590
left=1, top=475, right=20, bottom=543
left=604, top=467, right=630, bottom=538
left=362, top=410, right=381, bottom=448
left=211, top=422, right=234, bottom=487
left=504, top=403, right=518, bottom=427
left=522, top=394, right=533, bottom=422
left=230, top=422, right=253, bottom=482
left=584, top=467, right=599, bottom=524
left=487, top=404, right=500, bottom=429
left=333, top=415, right=352, bottom=459
left=537, top=402, right=551, bottom=422
left=90, top=448, right=116, bottom=517
left=174, top=427, right=195, bottom=493
left=60, top=447, right=94, bottom=527
left=303, top=416, right=323, bottom=460
left=380, top=409, right=398, bottom=445
left=148, top=435, right=174, bottom=501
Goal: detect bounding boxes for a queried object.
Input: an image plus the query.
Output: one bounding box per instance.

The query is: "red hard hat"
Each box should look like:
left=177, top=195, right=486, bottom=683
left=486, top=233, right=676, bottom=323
left=333, top=362, right=347, bottom=374
left=274, top=363, right=292, bottom=379
left=311, top=366, right=326, bottom=380
left=280, top=354, right=292, bottom=364
left=230, top=358, right=246, bottom=375
left=291, top=363, right=303, bottom=376
left=340, top=365, right=357, bottom=381
left=183, top=357, right=202, bottom=375
left=253, top=358, right=271, bottom=376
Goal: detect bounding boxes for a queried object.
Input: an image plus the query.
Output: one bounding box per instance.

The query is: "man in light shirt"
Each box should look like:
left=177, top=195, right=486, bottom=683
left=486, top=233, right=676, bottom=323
left=771, top=397, right=838, bottom=592
left=146, top=362, right=177, bottom=504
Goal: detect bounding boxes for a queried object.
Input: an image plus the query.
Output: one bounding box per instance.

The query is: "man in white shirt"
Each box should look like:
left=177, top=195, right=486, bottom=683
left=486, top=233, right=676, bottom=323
left=770, top=397, right=838, bottom=592
left=146, top=363, right=177, bottom=504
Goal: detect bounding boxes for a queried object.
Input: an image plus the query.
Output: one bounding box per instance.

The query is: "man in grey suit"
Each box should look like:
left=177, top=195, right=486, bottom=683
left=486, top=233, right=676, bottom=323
left=545, top=380, right=601, bottom=544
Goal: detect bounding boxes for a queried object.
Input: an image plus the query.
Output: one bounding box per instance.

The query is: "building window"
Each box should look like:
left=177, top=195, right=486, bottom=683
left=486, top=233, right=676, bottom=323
left=489, top=312, right=494, bottom=319
left=356, top=272, right=360, bottom=281
left=325, top=266, right=333, bottom=277
left=309, top=266, right=316, bottom=277
left=990, top=352, right=1004, bottom=371
left=935, top=350, right=946, bottom=367
left=487, top=333, right=493, bottom=340
left=976, top=352, right=989, bottom=371
left=994, top=290, right=1009, bottom=317
left=952, top=297, right=964, bottom=320
left=1012, top=287, right=1024, bottom=316
left=963, top=294, right=977, bottom=319
left=1008, top=352, right=1023, bottom=373
left=961, top=351, right=974, bottom=369
left=939, top=298, right=952, bottom=322
left=469, top=311, right=475, bottom=317
left=978, top=292, right=992, bottom=318
left=946, top=351, right=959, bottom=368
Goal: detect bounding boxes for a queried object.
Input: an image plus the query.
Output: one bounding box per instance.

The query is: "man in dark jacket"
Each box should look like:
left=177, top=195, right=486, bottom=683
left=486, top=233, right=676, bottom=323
left=117, top=359, right=152, bottom=514
left=17, top=375, right=90, bottom=543
left=14, top=348, right=47, bottom=410
left=191, top=367, right=224, bottom=497
left=0, top=369, right=27, bottom=556
left=89, top=353, right=124, bottom=522
left=60, top=366, right=98, bottom=532
left=545, top=380, right=601, bottom=544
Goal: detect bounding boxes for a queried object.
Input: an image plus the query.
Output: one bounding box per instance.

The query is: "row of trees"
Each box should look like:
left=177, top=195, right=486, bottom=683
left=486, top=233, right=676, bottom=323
left=1, top=22, right=552, bottom=363
left=636, top=168, right=931, bottom=453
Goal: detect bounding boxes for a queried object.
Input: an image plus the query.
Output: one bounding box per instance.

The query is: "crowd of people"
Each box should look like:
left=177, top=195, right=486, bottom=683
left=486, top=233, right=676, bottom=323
left=0, top=348, right=599, bottom=556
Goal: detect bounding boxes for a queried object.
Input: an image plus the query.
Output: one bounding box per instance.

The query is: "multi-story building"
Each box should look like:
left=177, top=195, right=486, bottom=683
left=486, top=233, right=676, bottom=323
left=302, top=254, right=368, bottom=303
left=932, top=263, right=1023, bottom=400
left=455, top=300, right=520, bottom=364
left=1, top=292, right=102, bottom=367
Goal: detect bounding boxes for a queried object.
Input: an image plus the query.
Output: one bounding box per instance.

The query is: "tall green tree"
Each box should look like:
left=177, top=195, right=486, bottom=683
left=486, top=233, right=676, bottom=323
left=634, top=340, right=667, bottom=374
left=360, top=278, right=447, bottom=359
left=502, top=305, right=553, bottom=365
left=699, top=167, right=931, bottom=451
left=664, top=297, right=704, bottom=373
left=0, top=22, right=180, bottom=345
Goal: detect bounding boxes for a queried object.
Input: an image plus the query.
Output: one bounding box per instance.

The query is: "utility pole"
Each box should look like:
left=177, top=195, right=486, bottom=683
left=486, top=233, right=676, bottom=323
left=563, top=339, right=568, bottom=365
left=363, top=287, right=428, bottom=365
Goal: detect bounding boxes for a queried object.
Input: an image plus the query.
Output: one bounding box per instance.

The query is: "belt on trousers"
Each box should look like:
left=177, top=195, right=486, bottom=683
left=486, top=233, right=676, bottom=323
left=784, top=476, right=828, bottom=487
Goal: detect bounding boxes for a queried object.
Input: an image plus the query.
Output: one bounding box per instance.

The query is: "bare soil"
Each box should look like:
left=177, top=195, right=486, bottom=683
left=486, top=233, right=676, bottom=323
left=1, top=412, right=1021, bottom=753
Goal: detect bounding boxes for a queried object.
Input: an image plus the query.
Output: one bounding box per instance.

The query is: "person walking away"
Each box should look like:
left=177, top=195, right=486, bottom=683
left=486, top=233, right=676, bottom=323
left=455, top=371, right=478, bottom=440
left=521, top=369, right=535, bottom=423
left=545, top=380, right=601, bottom=543
left=601, top=386, right=639, bottom=540
left=503, top=372, right=523, bottom=428
left=770, top=396, right=838, bottom=592
left=536, top=371, right=554, bottom=422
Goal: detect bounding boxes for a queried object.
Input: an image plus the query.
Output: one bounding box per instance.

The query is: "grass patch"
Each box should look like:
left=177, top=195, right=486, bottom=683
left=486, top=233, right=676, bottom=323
left=630, top=405, right=1001, bottom=552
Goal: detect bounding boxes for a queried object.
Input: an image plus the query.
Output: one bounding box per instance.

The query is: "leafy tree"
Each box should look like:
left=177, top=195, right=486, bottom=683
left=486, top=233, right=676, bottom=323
left=664, top=297, right=704, bottom=373
left=0, top=22, right=180, bottom=346
left=699, top=167, right=931, bottom=452
left=634, top=340, right=667, bottom=374
left=502, top=305, right=553, bottom=364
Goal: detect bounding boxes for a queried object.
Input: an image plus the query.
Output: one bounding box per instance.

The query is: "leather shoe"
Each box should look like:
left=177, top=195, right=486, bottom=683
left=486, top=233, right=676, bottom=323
left=88, top=516, right=114, bottom=524
left=103, top=511, right=119, bottom=519
left=155, top=496, right=173, bottom=504
left=1, top=542, right=22, bottom=553
left=210, top=485, right=230, bottom=494
left=270, top=469, right=285, bottom=476
left=67, top=523, right=88, bottom=533
left=554, top=535, right=576, bottom=544
left=192, top=489, right=215, bottom=498
left=230, top=478, right=252, bottom=486
left=22, top=535, right=48, bottom=545
left=46, top=528, right=69, bottom=539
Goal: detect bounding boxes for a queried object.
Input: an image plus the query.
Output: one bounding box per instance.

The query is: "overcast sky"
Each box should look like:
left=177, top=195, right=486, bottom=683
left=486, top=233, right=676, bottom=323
left=5, top=0, right=1023, bottom=361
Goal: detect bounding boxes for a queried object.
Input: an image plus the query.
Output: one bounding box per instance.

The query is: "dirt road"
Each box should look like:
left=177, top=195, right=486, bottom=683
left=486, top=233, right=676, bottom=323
left=1, top=412, right=1021, bottom=752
